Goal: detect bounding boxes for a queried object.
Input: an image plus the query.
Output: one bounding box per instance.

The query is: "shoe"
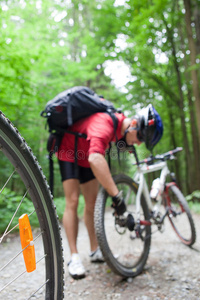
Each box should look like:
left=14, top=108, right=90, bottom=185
left=90, top=247, right=104, bottom=263
left=68, top=253, right=86, bottom=279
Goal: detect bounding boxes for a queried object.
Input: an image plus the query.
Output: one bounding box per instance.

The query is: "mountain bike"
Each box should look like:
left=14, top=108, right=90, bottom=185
left=0, top=111, right=64, bottom=299
left=95, top=146, right=196, bottom=278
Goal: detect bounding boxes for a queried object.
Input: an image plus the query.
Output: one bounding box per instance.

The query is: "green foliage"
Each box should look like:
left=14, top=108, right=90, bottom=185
left=53, top=194, right=85, bottom=221
left=186, top=191, right=200, bottom=214
left=186, top=190, right=200, bottom=203
left=188, top=201, right=200, bottom=214
left=0, top=0, right=199, bottom=198
left=0, top=188, right=39, bottom=233
left=77, top=195, right=86, bottom=217
left=0, top=187, right=85, bottom=234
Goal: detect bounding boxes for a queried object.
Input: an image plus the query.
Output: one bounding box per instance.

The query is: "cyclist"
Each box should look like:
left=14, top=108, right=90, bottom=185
left=57, top=103, right=163, bottom=279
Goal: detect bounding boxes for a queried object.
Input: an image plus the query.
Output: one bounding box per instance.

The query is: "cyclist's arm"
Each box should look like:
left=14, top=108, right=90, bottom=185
left=88, top=153, right=118, bottom=197
left=87, top=115, right=119, bottom=196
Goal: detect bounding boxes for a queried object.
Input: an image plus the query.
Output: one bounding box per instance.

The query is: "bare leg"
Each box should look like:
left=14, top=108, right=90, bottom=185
left=62, top=179, right=80, bottom=255
left=81, top=179, right=99, bottom=252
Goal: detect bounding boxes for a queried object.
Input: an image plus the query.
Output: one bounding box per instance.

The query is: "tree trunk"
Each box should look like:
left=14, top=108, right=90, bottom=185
left=164, top=19, right=192, bottom=193
left=178, top=13, right=200, bottom=190
left=183, top=0, right=200, bottom=149
left=168, top=108, right=183, bottom=191
left=194, top=0, right=200, bottom=55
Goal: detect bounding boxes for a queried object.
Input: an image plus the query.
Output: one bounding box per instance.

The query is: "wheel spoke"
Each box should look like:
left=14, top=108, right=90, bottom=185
left=0, top=231, right=42, bottom=272
left=1, top=210, right=36, bottom=240
left=26, top=279, right=49, bottom=300
left=0, top=188, right=29, bottom=244
left=0, top=254, right=47, bottom=293
left=0, top=169, right=16, bottom=195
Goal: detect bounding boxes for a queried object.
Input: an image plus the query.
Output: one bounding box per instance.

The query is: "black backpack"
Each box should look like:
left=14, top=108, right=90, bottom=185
left=41, top=86, right=119, bottom=194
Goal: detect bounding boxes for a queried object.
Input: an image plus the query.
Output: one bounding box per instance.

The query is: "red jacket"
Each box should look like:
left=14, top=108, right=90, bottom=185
left=57, top=112, right=126, bottom=167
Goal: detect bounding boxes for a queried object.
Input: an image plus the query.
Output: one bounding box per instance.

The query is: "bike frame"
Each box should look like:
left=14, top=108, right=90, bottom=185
left=133, top=160, right=172, bottom=224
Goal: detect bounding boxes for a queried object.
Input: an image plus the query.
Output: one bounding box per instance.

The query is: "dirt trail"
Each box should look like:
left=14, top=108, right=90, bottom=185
left=0, top=214, right=199, bottom=299
left=62, top=213, right=200, bottom=300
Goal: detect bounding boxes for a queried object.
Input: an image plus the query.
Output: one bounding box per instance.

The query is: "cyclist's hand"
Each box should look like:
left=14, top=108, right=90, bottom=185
left=111, top=191, right=126, bottom=216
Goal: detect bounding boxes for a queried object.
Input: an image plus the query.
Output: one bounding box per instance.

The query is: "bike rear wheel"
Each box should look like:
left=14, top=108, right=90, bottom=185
left=95, top=174, right=151, bottom=278
left=164, top=184, right=196, bottom=246
left=0, top=112, right=64, bottom=299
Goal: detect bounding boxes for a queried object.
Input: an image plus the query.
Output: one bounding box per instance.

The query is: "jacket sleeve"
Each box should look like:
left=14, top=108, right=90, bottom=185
left=87, top=113, right=115, bottom=156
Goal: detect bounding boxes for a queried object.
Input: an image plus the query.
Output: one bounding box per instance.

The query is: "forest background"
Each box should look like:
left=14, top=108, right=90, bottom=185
left=0, top=0, right=200, bottom=209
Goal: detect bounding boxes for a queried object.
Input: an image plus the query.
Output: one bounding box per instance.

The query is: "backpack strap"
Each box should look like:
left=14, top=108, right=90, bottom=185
left=107, top=112, right=120, bottom=168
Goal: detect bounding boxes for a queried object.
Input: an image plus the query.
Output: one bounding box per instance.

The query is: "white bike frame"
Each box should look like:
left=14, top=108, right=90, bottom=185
left=133, top=160, right=171, bottom=223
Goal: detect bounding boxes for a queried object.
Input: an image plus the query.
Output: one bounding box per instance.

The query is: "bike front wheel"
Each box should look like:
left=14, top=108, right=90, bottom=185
left=164, top=184, right=196, bottom=246
left=0, top=112, right=64, bottom=299
left=95, top=174, right=151, bottom=278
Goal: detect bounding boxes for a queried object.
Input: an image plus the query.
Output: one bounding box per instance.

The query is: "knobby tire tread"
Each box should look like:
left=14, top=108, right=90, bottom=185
left=0, top=111, right=64, bottom=299
left=95, top=173, right=151, bottom=278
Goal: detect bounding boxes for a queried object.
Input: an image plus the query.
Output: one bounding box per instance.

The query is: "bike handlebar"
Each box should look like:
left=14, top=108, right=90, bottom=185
left=133, top=147, right=183, bottom=166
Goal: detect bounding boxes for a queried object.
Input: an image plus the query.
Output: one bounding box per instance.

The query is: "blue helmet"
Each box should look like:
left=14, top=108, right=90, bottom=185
left=135, top=104, right=163, bottom=151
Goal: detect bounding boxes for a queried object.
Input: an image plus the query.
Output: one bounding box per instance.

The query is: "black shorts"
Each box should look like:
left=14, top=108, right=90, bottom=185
left=58, top=160, right=95, bottom=184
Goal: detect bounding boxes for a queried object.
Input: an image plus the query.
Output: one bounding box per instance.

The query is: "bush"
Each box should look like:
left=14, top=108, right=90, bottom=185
left=0, top=188, right=40, bottom=233
left=186, top=190, right=200, bottom=203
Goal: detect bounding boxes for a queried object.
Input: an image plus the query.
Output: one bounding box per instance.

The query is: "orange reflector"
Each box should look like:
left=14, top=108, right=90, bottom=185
left=19, top=214, right=36, bottom=273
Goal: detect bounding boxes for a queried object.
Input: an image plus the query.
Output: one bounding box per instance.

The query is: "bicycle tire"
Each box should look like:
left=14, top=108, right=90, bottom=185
left=0, top=111, right=64, bottom=299
left=95, top=174, right=151, bottom=278
left=164, top=184, right=196, bottom=246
